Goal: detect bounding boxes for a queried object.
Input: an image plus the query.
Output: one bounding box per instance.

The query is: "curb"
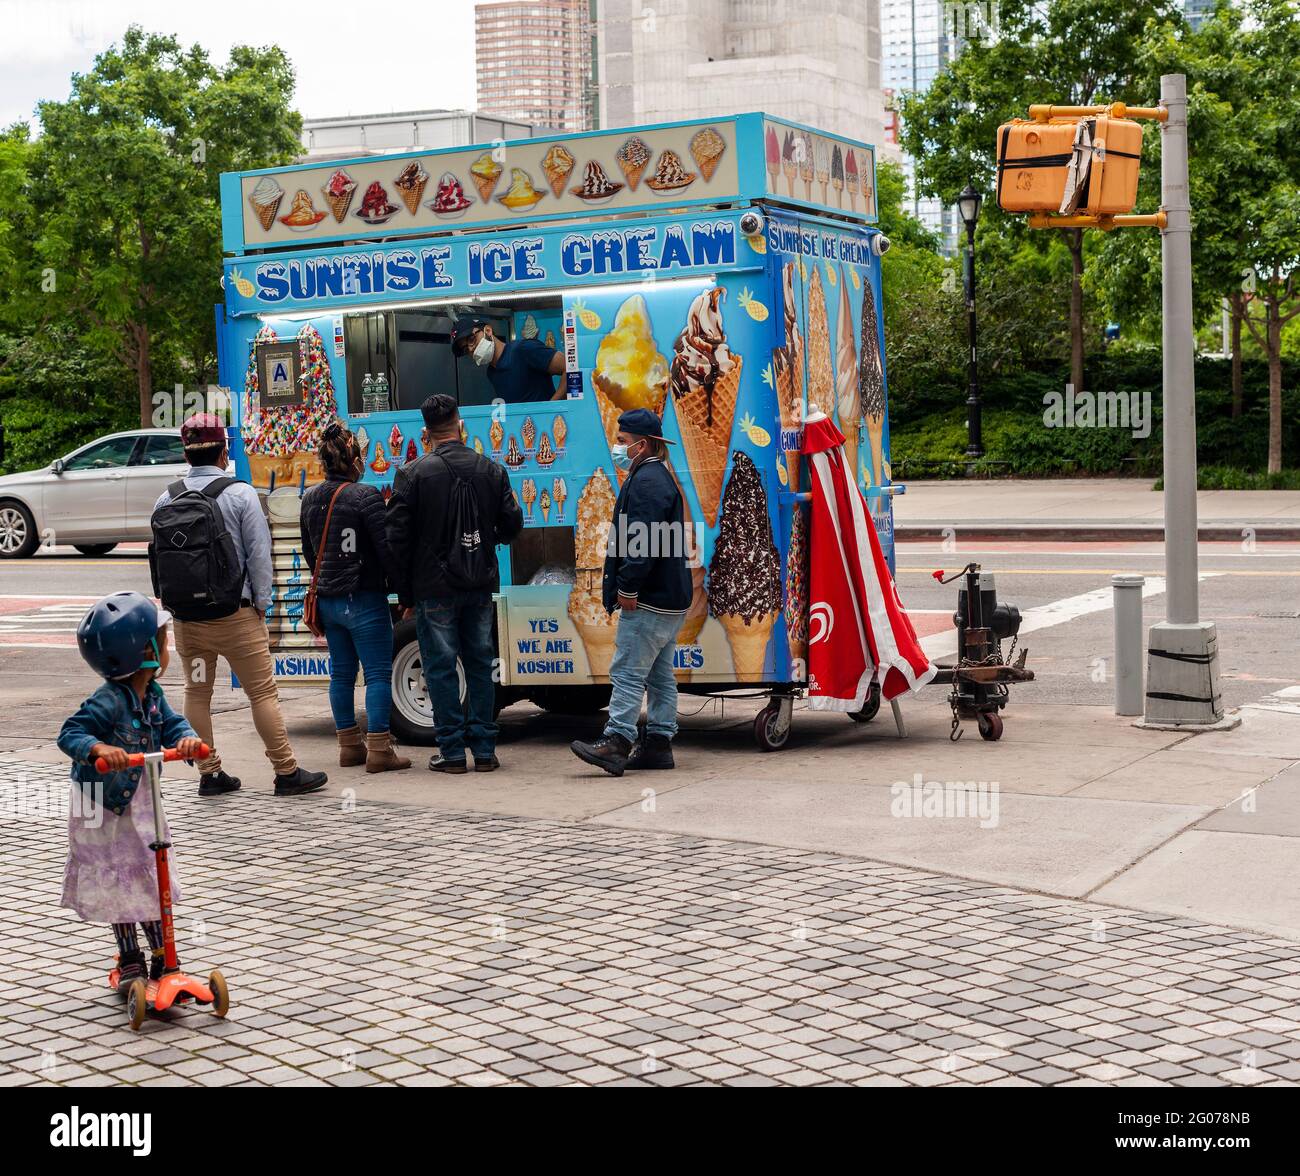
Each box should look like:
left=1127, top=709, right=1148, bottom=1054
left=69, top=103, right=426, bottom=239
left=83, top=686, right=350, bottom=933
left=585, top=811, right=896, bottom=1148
left=895, top=523, right=1300, bottom=543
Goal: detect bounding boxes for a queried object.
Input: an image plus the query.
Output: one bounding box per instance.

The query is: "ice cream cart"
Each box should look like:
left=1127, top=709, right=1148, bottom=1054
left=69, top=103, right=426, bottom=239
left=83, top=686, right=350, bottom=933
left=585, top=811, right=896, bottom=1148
left=216, top=113, right=898, bottom=748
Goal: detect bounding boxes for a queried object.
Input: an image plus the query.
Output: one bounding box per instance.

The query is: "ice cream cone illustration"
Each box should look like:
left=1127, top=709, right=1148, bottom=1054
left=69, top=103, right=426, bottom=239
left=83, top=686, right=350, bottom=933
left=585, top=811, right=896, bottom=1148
left=522, top=416, right=537, bottom=452
left=708, top=453, right=781, bottom=682
left=394, top=161, right=429, bottom=215
left=805, top=267, right=837, bottom=425
left=521, top=477, right=537, bottom=521
left=815, top=137, right=830, bottom=204
left=860, top=272, right=887, bottom=498
left=593, top=295, right=670, bottom=481
left=784, top=503, right=810, bottom=678
left=845, top=150, right=858, bottom=212
left=835, top=265, right=861, bottom=481
left=781, top=131, right=798, bottom=197
left=616, top=136, right=651, bottom=191
left=772, top=261, right=805, bottom=489
left=542, top=144, right=576, bottom=198
left=831, top=144, right=845, bottom=208
left=470, top=151, right=503, bottom=203
left=489, top=418, right=504, bottom=455
left=553, top=414, right=568, bottom=451
left=540, top=489, right=552, bottom=523
left=322, top=169, right=357, bottom=222
left=765, top=125, right=781, bottom=189
left=670, top=287, right=741, bottom=528
left=552, top=476, right=568, bottom=521
left=568, top=469, right=618, bottom=677
left=690, top=126, right=726, bottom=182
left=249, top=176, right=283, bottom=232
left=799, top=134, right=815, bottom=199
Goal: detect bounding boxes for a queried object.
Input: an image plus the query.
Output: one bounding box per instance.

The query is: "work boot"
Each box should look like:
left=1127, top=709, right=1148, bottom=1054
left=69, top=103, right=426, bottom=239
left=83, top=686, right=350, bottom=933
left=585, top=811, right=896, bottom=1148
left=365, top=732, right=411, bottom=774
left=337, top=726, right=366, bottom=768
left=198, top=770, right=241, bottom=797
left=570, top=732, right=633, bottom=777
left=117, top=949, right=147, bottom=986
left=626, top=733, right=674, bottom=771
left=273, top=767, right=328, bottom=796
left=427, top=752, right=467, bottom=774
left=474, top=754, right=500, bottom=773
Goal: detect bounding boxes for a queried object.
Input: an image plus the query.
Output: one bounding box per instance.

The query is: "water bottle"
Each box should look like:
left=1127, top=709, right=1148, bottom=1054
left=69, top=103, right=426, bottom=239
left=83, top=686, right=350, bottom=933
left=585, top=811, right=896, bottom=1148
left=374, top=371, right=390, bottom=413
left=361, top=372, right=374, bottom=414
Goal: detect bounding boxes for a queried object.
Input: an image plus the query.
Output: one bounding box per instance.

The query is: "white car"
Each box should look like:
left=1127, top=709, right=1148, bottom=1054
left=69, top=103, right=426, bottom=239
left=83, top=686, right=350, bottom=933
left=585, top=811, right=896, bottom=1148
left=0, top=429, right=190, bottom=558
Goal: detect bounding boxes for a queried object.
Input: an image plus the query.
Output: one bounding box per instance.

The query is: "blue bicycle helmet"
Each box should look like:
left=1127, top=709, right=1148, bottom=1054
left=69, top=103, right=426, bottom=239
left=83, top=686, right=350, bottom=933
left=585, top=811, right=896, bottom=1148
left=76, top=592, right=172, bottom=680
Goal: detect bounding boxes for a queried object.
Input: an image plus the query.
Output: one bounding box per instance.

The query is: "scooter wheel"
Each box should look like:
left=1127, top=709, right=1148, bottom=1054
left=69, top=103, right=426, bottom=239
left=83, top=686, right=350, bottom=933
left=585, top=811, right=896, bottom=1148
left=208, top=969, right=230, bottom=1018
left=126, top=979, right=148, bottom=1030
left=978, top=712, right=1004, bottom=741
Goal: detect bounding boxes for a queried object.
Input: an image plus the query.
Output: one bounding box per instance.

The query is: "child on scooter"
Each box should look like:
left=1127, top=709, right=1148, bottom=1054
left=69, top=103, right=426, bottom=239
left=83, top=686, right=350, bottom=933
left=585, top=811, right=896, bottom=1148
left=58, top=591, right=204, bottom=986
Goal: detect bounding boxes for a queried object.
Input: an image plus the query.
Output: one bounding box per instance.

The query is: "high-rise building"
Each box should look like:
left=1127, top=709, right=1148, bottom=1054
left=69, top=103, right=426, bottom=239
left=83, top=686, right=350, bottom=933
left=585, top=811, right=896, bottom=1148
left=475, top=0, right=594, bottom=132
left=592, top=0, right=887, bottom=151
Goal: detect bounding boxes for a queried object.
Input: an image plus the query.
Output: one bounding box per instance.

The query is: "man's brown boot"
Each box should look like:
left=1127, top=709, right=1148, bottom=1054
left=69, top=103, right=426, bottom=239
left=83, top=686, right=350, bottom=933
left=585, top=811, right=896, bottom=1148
left=337, top=726, right=366, bottom=768
left=366, top=732, right=412, bottom=774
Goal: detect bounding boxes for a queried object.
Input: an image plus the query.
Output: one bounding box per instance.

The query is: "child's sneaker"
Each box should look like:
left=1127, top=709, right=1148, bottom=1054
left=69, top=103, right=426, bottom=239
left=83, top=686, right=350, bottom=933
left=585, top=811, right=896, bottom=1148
left=117, top=950, right=147, bottom=985
left=149, top=950, right=167, bottom=981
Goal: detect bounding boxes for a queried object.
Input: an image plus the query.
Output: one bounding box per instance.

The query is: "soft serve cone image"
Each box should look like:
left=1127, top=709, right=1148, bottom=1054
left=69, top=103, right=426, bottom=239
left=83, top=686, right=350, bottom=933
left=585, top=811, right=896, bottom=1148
left=669, top=286, right=741, bottom=528
left=860, top=273, right=887, bottom=501
left=249, top=176, right=283, bottom=232
left=567, top=469, right=619, bottom=677
left=799, top=134, right=815, bottom=199
left=784, top=504, right=810, bottom=678
left=815, top=137, right=830, bottom=203
left=592, top=294, right=670, bottom=482
left=707, top=453, right=782, bottom=682
left=771, top=260, right=805, bottom=489
left=805, top=266, right=836, bottom=425
left=835, top=265, right=861, bottom=483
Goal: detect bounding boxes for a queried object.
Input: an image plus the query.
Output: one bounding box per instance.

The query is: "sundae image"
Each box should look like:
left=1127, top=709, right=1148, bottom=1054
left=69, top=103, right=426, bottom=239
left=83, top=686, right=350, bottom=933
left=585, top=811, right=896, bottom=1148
left=765, top=125, right=781, bottom=189
left=521, top=477, right=537, bottom=521
left=539, top=489, right=552, bottom=523
left=394, top=161, right=429, bottom=215
left=504, top=435, right=524, bottom=468
left=572, top=159, right=623, bottom=204
left=815, top=137, right=830, bottom=204
left=835, top=266, right=861, bottom=481
left=552, top=476, right=567, bottom=520
left=470, top=151, right=503, bottom=203
left=616, top=136, right=651, bottom=190
left=389, top=425, right=403, bottom=460
left=405, top=438, right=419, bottom=465
left=781, top=130, right=798, bottom=197
left=497, top=167, right=546, bottom=211
left=536, top=433, right=556, bottom=466
left=370, top=441, right=390, bottom=474
left=670, top=286, right=741, bottom=527
left=690, top=126, right=726, bottom=182
left=553, top=414, right=568, bottom=451
left=279, top=189, right=326, bottom=231
left=568, top=469, right=619, bottom=676
left=430, top=172, right=472, bottom=216
left=831, top=144, right=845, bottom=207
left=355, top=181, right=399, bottom=223
left=521, top=416, right=537, bottom=451
left=845, top=150, right=859, bottom=211
left=784, top=504, right=810, bottom=677
left=771, top=261, right=805, bottom=485
left=860, top=273, right=887, bottom=499
left=805, top=267, right=837, bottom=423
left=646, top=149, right=696, bottom=193
left=542, top=144, right=576, bottom=198
left=592, top=294, right=671, bottom=476
left=707, top=452, right=782, bottom=682
left=489, top=418, right=504, bottom=454
left=322, top=169, right=357, bottom=222
left=249, top=176, right=283, bottom=232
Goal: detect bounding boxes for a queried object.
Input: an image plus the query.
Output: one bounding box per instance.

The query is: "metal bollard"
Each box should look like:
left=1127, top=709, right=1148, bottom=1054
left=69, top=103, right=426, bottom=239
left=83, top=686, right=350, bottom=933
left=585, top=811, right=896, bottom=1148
left=1112, top=574, right=1145, bottom=715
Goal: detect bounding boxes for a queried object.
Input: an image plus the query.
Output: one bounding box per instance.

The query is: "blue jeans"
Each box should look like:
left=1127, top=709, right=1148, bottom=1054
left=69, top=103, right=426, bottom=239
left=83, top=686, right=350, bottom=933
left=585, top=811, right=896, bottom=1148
left=318, top=591, right=394, bottom=734
left=415, top=590, right=497, bottom=763
left=605, top=607, right=685, bottom=744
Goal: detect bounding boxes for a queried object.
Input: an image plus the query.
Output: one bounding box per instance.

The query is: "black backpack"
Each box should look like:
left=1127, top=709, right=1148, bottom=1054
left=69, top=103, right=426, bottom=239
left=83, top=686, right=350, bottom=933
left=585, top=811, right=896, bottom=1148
left=436, top=455, right=494, bottom=591
left=149, top=478, right=245, bottom=621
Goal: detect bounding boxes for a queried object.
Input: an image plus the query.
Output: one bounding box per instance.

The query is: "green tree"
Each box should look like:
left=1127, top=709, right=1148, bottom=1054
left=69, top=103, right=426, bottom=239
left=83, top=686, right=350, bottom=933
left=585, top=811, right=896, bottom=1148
left=32, top=27, right=301, bottom=426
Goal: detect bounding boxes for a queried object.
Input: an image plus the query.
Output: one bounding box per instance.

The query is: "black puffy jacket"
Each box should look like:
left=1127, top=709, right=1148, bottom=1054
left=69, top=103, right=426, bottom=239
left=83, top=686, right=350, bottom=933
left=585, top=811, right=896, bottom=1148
left=601, top=457, right=692, bottom=614
left=300, top=477, right=401, bottom=597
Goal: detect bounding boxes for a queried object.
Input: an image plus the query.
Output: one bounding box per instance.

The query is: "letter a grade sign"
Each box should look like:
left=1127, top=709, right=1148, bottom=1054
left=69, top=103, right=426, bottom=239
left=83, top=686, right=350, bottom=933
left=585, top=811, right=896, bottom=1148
left=256, top=341, right=303, bottom=408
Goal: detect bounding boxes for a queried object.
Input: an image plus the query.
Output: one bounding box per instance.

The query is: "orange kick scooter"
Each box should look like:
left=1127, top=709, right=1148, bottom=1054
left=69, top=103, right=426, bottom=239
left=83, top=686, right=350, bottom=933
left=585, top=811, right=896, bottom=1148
left=96, top=743, right=231, bottom=1030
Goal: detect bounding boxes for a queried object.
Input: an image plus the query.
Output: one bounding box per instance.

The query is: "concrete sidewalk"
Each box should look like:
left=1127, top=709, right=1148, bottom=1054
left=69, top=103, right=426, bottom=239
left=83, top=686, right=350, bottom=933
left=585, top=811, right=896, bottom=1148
left=892, top=478, right=1300, bottom=541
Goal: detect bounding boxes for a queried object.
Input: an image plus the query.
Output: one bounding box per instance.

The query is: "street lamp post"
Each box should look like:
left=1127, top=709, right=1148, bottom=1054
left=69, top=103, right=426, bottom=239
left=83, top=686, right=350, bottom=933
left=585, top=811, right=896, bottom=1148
left=958, top=185, right=983, bottom=463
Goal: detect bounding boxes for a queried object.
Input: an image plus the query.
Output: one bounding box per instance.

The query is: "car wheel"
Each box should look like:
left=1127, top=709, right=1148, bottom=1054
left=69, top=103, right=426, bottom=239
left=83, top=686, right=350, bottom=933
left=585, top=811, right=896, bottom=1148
left=74, top=543, right=118, bottom=556
left=0, top=501, right=38, bottom=559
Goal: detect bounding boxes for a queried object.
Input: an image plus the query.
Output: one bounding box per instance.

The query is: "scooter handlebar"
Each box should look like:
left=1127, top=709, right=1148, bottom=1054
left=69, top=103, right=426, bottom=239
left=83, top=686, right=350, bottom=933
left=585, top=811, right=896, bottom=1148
left=94, top=744, right=209, bottom=773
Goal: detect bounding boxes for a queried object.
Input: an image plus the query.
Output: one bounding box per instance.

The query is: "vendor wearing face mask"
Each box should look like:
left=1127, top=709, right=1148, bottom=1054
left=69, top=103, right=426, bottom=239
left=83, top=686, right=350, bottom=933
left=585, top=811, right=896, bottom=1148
left=451, top=317, right=566, bottom=403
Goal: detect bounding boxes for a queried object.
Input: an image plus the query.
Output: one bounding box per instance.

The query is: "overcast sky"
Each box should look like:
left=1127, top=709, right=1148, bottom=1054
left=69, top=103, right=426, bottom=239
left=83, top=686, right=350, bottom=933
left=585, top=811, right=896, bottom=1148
left=0, top=0, right=483, bottom=131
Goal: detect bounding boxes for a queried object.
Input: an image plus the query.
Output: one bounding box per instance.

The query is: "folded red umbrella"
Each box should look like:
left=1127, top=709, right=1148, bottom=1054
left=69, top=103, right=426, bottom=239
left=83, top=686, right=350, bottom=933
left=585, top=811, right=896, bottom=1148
left=802, top=410, right=936, bottom=709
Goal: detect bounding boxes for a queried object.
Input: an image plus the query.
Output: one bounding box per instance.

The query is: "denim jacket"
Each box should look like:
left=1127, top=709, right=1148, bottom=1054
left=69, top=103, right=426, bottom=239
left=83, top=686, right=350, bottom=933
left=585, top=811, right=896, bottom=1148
left=57, top=681, right=197, bottom=815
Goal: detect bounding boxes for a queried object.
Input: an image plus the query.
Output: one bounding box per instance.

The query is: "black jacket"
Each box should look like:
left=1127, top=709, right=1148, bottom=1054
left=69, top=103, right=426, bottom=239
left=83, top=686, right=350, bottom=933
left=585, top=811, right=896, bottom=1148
left=601, top=457, right=692, bottom=614
left=387, top=441, right=524, bottom=604
left=300, top=476, right=401, bottom=597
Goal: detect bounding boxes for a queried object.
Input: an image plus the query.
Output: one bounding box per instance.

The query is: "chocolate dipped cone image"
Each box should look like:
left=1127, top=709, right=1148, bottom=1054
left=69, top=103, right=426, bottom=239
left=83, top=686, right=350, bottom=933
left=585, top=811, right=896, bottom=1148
left=772, top=260, right=805, bottom=490
left=670, top=286, right=742, bottom=528
left=567, top=468, right=619, bottom=677
left=708, top=452, right=782, bottom=682
left=859, top=273, right=887, bottom=505
left=835, top=265, right=862, bottom=483
left=784, top=503, right=810, bottom=679
left=592, top=294, right=670, bottom=483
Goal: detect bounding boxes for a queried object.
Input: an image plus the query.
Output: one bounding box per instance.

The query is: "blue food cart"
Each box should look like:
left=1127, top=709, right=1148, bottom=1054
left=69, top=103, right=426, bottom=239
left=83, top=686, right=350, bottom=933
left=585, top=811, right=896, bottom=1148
left=216, top=112, right=899, bottom=748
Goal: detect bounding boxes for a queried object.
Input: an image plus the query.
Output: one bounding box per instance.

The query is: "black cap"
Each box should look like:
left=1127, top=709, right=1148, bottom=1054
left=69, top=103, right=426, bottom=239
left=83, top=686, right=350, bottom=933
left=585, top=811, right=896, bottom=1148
left=617, top=408, right=676, bottom=443
left=450, top=318, right=489, bottom=355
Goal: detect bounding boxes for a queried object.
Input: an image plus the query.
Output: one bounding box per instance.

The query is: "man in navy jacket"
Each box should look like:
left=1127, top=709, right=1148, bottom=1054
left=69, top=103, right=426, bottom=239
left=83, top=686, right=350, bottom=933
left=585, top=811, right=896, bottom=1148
left=571, top=409, right=692, bottom=777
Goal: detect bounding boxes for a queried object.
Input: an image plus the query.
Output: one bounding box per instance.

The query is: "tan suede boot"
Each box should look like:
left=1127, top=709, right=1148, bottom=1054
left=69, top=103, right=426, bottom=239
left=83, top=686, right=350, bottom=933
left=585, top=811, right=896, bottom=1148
left=337, top=726, right=366, bottom=768
left=366, top=731, right=411, bottom=773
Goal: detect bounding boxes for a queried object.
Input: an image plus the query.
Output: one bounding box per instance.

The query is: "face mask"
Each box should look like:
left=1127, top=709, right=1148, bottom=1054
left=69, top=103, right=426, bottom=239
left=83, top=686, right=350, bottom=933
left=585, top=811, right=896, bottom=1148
left=471, top=334, right=494, bottom=366
left=611, top=442, right=639, bottom=470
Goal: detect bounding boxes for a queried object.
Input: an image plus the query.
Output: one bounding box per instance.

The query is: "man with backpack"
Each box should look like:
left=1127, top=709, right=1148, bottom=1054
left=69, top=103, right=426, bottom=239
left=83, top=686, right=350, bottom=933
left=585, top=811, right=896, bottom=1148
left=387, top=394, right=523, bottom=773
left=150, top=413, right=327, bottom=798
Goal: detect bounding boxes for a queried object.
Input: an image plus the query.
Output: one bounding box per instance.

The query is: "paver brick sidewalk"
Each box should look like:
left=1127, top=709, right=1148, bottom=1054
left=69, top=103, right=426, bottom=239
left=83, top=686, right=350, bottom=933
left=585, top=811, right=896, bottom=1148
left=3, top=759, right=1298, bottom=1088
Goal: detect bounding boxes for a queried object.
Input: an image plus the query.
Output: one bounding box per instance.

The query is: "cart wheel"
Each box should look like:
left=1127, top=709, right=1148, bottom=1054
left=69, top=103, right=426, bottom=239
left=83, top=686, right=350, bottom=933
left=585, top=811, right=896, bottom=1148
left=126, top=979, right=148, bottom=1030
left=208, top=969, right=230, bottom=1018
left=978, top=712, right=1004, bottom=741
left=848, top=683, right=882, bottom=724
left=754, top=704, right=790, bottom=752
